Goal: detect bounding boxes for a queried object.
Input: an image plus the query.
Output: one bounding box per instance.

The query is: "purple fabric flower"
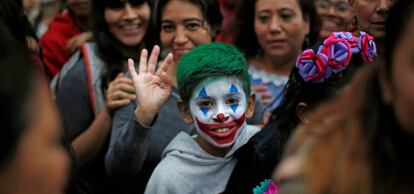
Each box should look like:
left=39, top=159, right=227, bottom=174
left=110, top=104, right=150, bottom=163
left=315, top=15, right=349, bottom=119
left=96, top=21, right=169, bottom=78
left=331, top=32, right=360, bottom=54
left=358, top=31, right=377, bottom=63
left=296, top=49, right=328, bottom=82
left=321, top=35, right=352, bottom=73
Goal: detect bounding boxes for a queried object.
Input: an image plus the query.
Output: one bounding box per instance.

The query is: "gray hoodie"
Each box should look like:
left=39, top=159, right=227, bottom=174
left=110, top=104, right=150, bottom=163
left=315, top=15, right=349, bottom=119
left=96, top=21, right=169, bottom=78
left=144, top=124, right=260, bottom=194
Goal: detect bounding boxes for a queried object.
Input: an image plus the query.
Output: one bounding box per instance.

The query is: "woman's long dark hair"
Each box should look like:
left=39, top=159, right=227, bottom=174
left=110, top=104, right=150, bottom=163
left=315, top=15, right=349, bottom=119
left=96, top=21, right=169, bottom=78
left=369, top=0, right=414, bottom=192
left=234, top=0, right=320, bottom=59
left=287, top=1, right=414, bottom=193
left=91, top=0, right=156, bottom=88
left=270, top=53, right=361, bottom=159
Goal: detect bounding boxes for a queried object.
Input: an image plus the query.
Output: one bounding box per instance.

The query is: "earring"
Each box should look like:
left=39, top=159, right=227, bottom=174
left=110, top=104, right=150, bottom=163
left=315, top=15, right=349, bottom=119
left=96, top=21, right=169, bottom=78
left=350, top=17, right=358, bottom=32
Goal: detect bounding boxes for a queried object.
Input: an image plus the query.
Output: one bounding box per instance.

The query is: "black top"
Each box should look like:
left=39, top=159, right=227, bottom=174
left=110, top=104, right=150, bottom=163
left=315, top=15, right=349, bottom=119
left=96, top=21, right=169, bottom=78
left=55, top=58, right=113, bottom=194
left=223, top=119, right=282, bottom=194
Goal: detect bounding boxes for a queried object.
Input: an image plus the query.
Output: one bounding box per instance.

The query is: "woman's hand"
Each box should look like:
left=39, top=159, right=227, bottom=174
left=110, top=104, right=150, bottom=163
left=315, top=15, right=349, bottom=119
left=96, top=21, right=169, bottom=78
left=128, top=45, right=173, bottom=126
left=66, top=31, right=93, bottom=53
left=253, top=84, right=273, bottom=105
left=26, top=36, right=39, bottom=53
left=106, top=73, right=136, bottom=114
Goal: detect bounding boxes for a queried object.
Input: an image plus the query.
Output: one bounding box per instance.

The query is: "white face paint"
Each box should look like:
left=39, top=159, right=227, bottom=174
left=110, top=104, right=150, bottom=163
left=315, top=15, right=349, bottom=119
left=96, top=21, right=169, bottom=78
left=189, top=77, right=248, bottom=148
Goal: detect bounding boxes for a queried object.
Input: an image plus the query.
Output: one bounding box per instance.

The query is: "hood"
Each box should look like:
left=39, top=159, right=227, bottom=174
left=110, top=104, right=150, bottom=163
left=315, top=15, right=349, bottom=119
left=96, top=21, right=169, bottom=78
left=162, top=125, right=260, bottom=165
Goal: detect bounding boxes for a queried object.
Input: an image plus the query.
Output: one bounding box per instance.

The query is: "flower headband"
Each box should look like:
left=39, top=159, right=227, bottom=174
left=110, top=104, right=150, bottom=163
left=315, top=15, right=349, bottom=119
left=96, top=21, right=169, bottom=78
left=296, top=31, right=377, bottom=83
left=253, top=179, right=279, bottom=194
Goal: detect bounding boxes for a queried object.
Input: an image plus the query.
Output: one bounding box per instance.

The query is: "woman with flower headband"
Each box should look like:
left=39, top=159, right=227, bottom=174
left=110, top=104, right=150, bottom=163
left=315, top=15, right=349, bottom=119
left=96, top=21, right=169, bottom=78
left=223, top=31, right=377, bottom=194
left=276, top=0, right=414, bottom=193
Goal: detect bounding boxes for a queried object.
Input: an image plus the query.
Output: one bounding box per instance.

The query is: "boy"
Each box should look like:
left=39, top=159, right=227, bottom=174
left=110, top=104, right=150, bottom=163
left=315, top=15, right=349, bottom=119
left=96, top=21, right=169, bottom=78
left=128, top=43, right=259, bottom=193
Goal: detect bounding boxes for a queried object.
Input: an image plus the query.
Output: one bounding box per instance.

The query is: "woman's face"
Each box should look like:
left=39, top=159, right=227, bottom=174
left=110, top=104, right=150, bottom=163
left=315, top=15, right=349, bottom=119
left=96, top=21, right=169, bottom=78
left=160, top=0, right=213, bottom=64
left=385, top=15, right=414, bottom=135
left=0, top=80, right=69, bottom=194
left=316, top=0, right=355, bottom=39
left=350, top=0, right=394, bottom=38
left=254, top=0, right=309, bottom=63
left=67, top=0, right=91, bottom=18
left=105, top=1, right=151, bottom=47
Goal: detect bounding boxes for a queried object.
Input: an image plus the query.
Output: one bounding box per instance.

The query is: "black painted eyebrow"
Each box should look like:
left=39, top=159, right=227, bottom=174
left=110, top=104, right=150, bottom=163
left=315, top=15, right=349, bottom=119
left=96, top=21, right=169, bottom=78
left=184, top=18, right=202, bottom=22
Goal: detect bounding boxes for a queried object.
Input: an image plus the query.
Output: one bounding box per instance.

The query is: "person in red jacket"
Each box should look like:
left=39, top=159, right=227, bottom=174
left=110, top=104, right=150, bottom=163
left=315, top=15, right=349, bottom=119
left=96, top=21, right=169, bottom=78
left=40, top=0, right=92, bottom=79
left=215, top=0, right=240, bottom=44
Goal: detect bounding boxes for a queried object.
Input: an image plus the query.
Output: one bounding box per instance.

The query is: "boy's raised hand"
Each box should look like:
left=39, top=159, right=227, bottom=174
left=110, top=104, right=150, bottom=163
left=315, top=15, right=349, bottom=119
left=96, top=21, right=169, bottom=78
left=128, top=45, right=174, bottom=127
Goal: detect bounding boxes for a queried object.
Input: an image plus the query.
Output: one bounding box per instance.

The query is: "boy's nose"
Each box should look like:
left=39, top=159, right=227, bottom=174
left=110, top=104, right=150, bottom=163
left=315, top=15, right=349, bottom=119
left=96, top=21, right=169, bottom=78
left=214, top=113, right=228, bottom=122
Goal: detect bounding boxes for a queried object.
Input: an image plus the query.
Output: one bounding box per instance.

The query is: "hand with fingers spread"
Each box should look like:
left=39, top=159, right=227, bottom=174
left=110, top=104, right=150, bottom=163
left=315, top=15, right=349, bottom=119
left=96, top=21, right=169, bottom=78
left=106, top=73, right=136, bottom=114
left=128, top=45, right=174, bottom=127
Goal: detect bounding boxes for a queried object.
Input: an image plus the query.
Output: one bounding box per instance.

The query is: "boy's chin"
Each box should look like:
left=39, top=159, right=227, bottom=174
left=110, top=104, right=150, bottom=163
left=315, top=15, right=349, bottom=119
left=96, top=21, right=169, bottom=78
left=210, top=140, right=236, bottom=148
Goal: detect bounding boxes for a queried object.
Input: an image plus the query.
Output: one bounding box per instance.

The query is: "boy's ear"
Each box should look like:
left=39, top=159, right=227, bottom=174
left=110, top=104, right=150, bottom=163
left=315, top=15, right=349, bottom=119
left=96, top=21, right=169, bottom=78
left=177, top=101, right=194, bottom=124
left=245, top=93, right=256, bottom=118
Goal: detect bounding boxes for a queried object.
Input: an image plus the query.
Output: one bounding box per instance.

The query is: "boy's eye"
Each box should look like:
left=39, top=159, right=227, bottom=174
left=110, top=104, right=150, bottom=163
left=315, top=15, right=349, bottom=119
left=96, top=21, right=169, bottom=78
left=226, top=97, right=240, bottom=105
left=198, top=101, right=214, bottom=108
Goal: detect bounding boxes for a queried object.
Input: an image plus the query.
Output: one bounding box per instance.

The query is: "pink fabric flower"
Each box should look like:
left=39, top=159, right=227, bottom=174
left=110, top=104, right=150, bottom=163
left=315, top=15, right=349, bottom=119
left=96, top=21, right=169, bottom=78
left=331, top=32, right=360, bottom=54
left=321, top=35, right=352, bottom=73
left=358, top=31, right=377, bottom=63
left=264, top=182, right=279, bottom=194
left=296, top=49, right=328, bottom=82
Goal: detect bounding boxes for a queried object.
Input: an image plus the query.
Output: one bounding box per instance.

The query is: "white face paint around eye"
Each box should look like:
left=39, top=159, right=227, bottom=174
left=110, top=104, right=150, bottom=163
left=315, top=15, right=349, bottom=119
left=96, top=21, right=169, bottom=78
left=189, top=77, right=248, bottom=148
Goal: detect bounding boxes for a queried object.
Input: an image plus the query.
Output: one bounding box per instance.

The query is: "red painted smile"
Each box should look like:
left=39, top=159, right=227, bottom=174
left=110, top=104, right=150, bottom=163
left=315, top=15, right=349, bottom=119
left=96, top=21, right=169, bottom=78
left=195, top=114, right=246, bottom=145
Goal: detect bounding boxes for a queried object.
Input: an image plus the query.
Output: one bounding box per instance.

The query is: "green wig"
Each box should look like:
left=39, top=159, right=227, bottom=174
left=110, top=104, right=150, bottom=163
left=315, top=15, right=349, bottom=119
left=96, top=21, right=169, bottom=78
left=177, top=42, right=250, bottom=104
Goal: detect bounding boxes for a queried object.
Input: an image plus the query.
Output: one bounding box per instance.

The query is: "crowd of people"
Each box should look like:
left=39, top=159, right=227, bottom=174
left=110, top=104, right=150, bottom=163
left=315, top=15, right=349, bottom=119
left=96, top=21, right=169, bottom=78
left=0, top=0, right=412, bottom=193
